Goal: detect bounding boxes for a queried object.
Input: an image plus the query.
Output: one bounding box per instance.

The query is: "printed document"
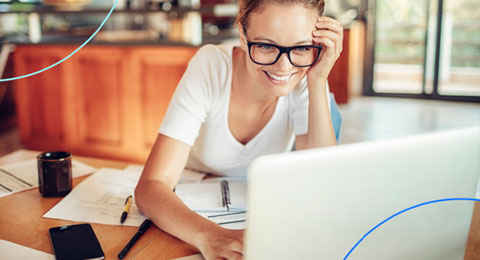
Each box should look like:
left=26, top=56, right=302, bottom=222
left=43, top=168, right=146, bottom=227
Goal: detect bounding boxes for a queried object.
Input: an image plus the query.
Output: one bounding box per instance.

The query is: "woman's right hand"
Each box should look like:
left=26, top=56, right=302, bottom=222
left=196, top=227, right=245, bottom=260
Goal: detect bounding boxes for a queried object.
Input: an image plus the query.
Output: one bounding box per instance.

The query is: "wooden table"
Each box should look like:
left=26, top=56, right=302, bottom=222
left=1, top=149, right=479, bottom=259
left=0, top=150, right=198, bottom=260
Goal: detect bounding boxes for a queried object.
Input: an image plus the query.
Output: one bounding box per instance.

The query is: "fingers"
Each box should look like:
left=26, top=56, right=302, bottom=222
left=228, top=240, right=243, bottom=254
left=313, top=37, right=336, bottom=61
left=313, top=30, right=340, bottom=45
left=208, top=248, right=242, bottom=260
left=316, top=16, right=343, bottom=35
left=213, top=243, right=243, bottom=260
left=220, top=250, right=243, bottom=260
left=314, top=36, right=335, bottom=50
left=313, top=32, right=342, bottom=59
left=201, top=228, right=244, bottom=260
left=312, top=17, right=343, bottom=61
left=314, top=16, right=343, bottom=43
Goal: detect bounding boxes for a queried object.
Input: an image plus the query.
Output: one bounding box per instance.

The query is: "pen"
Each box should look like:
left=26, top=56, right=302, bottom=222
left=221, top=180, right=231, bottom=211
left=117, top=219, right=152, bottom=259
left=120, top=195, right=133, bottom=224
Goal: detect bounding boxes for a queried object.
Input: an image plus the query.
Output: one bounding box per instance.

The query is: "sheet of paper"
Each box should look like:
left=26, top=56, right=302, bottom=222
left=43, top=168, right=146, bottom=226
left=175, top=182, right=246, bottom=212
left=172, top=254, right=205, bottom=260
left=0, top=240, right=55, bottom=260
left=123, top=164, right=143, bottom=172
left=201, top=211, right=247, bottom=230
left=0, top=159, right=97, bottom=197
left=201, top=175, right=247, bottom=183
left=124, top=165, right=206, bottom=184
left=180, top=169, right=207, bottom=183
left=220, top=220, right=246, bottom=230
left=206, top=211, right=246, bottom=225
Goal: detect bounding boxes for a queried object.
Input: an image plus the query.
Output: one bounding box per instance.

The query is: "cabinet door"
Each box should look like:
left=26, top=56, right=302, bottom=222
left=328, top=29, right=350, bottom=104
left=70, top=46, right=132, bottom=160
left=130, top=47, right=198, bottom=159
left=14, top=45, right=197, bottom=163
left=13, top=45, right=75, bottom=151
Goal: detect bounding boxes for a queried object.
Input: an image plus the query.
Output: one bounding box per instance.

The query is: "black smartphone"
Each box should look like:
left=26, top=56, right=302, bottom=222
left=49, top=223, right=105, bottom=260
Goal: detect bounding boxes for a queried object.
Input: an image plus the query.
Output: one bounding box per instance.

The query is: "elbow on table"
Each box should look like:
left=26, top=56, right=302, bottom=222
left=134, top=180, right=146, bottom=212
left=134, top=178, right=172, bottom=213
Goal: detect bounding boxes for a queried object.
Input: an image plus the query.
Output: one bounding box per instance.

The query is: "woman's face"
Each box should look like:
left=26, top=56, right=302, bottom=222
left=239, top=2, right=318, bottom=98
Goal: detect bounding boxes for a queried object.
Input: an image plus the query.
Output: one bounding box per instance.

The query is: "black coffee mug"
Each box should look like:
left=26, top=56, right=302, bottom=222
left=37, top=151, right=72, bottom=197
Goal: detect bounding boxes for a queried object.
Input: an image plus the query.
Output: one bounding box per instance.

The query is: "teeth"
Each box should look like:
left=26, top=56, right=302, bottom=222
left=266, top=72, right=292, bottom=81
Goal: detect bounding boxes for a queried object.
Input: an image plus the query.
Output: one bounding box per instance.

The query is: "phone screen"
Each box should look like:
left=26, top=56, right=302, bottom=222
left=49, top=224, right=105, bottom=260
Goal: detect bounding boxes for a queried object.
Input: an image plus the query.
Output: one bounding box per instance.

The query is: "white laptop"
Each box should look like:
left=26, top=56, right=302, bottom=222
left=245, top=127, right=480, bottom=260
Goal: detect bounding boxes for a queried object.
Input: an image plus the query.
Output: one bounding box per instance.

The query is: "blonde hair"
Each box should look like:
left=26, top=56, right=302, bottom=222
left=236, top=0, right=325, bottom=30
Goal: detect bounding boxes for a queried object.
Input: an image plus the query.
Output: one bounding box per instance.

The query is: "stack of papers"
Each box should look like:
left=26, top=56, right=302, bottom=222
left=41, top=163, right=246, bottom=229
left=43, top=166, right=208, bottom=227
left=0, top=159, right=97, bottom=197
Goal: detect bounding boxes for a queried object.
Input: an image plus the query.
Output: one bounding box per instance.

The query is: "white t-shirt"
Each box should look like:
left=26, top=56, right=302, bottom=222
left=159, top=44, right=330, bottom=176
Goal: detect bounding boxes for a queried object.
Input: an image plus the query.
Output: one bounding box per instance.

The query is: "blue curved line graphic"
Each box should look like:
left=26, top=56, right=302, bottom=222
left=0, top=0, right=119, bottom=82
left=343, top=197, right=480, bottom=260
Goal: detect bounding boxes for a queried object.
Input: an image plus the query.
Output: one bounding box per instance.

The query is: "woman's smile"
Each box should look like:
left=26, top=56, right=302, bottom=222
left=263, top=71, right=296, bottom=84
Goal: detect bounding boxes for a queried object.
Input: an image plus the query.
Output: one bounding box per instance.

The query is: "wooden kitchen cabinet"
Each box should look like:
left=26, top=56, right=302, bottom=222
left=129, top=47, right=197, bottom=159
left=14, top=46, right=75, bottom=152
left=14, top=45, right=198, bottom=163
left=69, top=47, right=133, bottom=160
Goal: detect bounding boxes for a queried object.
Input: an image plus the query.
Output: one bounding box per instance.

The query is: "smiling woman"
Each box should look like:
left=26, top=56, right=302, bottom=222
left=134, top=0, right=343, bottom=259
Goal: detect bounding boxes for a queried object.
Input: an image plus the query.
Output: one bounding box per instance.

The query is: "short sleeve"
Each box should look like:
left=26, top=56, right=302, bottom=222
left=159, top=45, right=225, bottom=146
left=290, top=78, right=331, bottom=136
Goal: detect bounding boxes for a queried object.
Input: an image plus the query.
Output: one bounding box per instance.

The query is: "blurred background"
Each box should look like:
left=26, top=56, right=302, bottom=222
left=0, top=0, right=479, bottom=162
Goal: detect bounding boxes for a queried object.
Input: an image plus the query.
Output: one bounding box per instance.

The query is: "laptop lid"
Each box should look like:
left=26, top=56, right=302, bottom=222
left=245, top=127, right=480, bottom=260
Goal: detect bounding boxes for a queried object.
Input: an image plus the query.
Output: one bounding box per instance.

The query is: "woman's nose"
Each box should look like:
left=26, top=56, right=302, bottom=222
left=274, top=53, right=292, bottom=71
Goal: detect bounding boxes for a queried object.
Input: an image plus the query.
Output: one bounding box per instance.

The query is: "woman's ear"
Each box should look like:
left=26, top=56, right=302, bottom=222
left=237, top=23, right=248, bottom=52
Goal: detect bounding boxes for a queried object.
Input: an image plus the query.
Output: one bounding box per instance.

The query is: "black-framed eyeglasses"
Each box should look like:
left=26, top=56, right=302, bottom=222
left=245, top=39, right=322, bottom=67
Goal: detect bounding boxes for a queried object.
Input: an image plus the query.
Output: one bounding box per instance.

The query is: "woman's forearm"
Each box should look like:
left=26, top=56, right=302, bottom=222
left=304, top=79, right=337, bottom=149
left=134, top=180, right=220, bottom=248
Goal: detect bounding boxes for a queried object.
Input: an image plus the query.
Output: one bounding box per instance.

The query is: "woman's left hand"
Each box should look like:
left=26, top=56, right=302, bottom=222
left=308, top=16, right=344, bottom=84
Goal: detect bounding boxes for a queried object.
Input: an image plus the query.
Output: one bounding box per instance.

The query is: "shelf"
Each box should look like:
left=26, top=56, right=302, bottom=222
left=4, top=32, right=237, bottom=46
left=0, top=4, right=238, bottom=16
